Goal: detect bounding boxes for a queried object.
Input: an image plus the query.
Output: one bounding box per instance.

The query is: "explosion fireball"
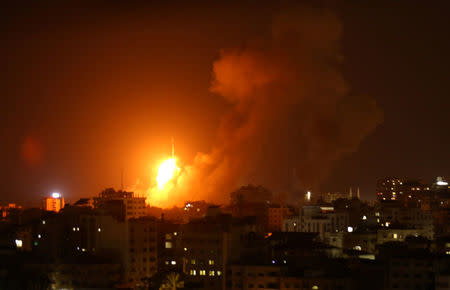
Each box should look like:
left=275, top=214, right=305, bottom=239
left=156, top=157, right=178, bottom=189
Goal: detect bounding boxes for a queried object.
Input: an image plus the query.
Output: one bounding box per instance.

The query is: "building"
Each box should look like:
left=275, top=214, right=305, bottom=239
left=267, top=205, right=294, bottom=232
left=378, top=243, right=435, bottom=290
left=94, top=188, right=146, bottom=221
left=229, top=262, right=352, bottom=290
left=0, top=203, right=22, bottom=220
left=376, top=201, right=434, bottom=240
left=229, top=264, right=281, bottom=290
left=182, top=210, right=231, bottom=289
left=377, top=227, right=432, bottom=244
left=124, top=217, right=158, bottom=287
left=286, top=206, right=349, bottom=241
left=42, top=193, right=65, bottom=212
left=158, top=220, right=183, bottom=273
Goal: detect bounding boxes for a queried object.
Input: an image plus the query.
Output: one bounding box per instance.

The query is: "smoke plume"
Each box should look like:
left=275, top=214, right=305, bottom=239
left=141, top=4, right=382, bottom=207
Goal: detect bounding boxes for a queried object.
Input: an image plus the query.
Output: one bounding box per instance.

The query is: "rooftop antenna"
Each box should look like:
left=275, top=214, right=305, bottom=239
left=171, top=136, right=175, bottom=159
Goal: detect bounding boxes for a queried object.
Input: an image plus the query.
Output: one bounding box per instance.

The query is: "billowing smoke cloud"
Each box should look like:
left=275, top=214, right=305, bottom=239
left=139, top=4, right=382, bottom=207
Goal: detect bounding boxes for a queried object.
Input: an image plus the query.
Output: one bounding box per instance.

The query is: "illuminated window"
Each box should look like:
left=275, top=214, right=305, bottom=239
left=217, top=271, right=222, bottom=276
left=353, top=245, right=362, bottom=251
left=199, top=270, right=206, bottom=276
left=446, top=251, right=450, bottom=255
left=165, top=261, right=169, bottom=265
left=165, top=233, right=172, bottom=240
left=209, top=270, right=215, bottom=276
left=72, top=227, right=76, bottom=231
left=171, top=260, right=176, bottom=265
left=191, top=259, right=196, bottom=265
left=208, top=260, right=214, bottom=265
left=312, top=286, right=319, bottom=290
left=15, top=239, right=23, bottom=248
left=393, top=233, right=398, bottom=239
left=165, top=241, right=172, bottom=249
left=362, top=215, right=367, bottom=220
left=184, top=247, right=187, bottom=251
left=190, top=270, right=196, bottom=276
left=347, top=226, right=353, bottom=233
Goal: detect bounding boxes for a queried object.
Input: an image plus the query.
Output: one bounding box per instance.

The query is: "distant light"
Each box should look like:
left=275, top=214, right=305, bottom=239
left=184, top=247, right=187, bottom=251
left=173, top=232, right=177, bottom=236
left=393, top=233, right=398, bottom=239
left=51, top=192, right=61, bottom=198
left=385, top=222, right=390, bottom=227
left=15, top=239, right=23, bottom=248
left=77, top=246, right=80, bottom=250
left=437, top=181, right=448, bottom=186
left=81, top=248, right=86, bottom=252
left=283, top=260, right=287, bottom=264
left=37, top=234, right=41, bottom=239
left=271, top=260, right=275, bottom=264
left=347, top=226, right=353, bottom=233
left=362, top=215, right=367, bottom=220
left=98, top=228, right=101, bottom=232
left=306, top=191, right=311, bottom=201
left=76, top=227, right=80, bottom=231
left=72, top=227, right=76, bottom=231
left=312, top=286, right=319, bottom=290
left=171, top=260, right=176, bottom=265
left=42, top=220, right=46, bottom=225
left=353, top=245, right=362, bottom=251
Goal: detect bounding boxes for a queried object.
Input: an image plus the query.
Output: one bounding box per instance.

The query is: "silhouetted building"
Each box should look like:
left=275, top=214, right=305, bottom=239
left=94, top=188, right=146, bottom=221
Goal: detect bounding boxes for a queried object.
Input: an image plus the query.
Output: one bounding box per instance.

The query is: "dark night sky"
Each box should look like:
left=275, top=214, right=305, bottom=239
left=0, top=1, right=449, bottom=205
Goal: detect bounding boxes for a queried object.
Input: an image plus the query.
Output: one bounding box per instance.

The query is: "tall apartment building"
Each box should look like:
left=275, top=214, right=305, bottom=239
left=94, top=188, right=146, bottom=221
left=42, top=193, right=65, bottom=212
left=124, top=217, right=158, bottom=287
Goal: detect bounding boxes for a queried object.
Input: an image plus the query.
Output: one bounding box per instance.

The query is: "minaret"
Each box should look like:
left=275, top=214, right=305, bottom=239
left=357, top=187, right=360, bottom=199
left=349, top=187, right=353, bottom=199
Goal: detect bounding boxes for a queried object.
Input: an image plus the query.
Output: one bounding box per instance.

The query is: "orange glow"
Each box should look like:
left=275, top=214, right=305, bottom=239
left=156, top=157, right=179, bottom=189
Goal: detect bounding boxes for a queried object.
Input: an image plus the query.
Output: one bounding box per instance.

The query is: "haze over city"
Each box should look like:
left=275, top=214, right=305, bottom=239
left=1, top=1, right=449, bottom=206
